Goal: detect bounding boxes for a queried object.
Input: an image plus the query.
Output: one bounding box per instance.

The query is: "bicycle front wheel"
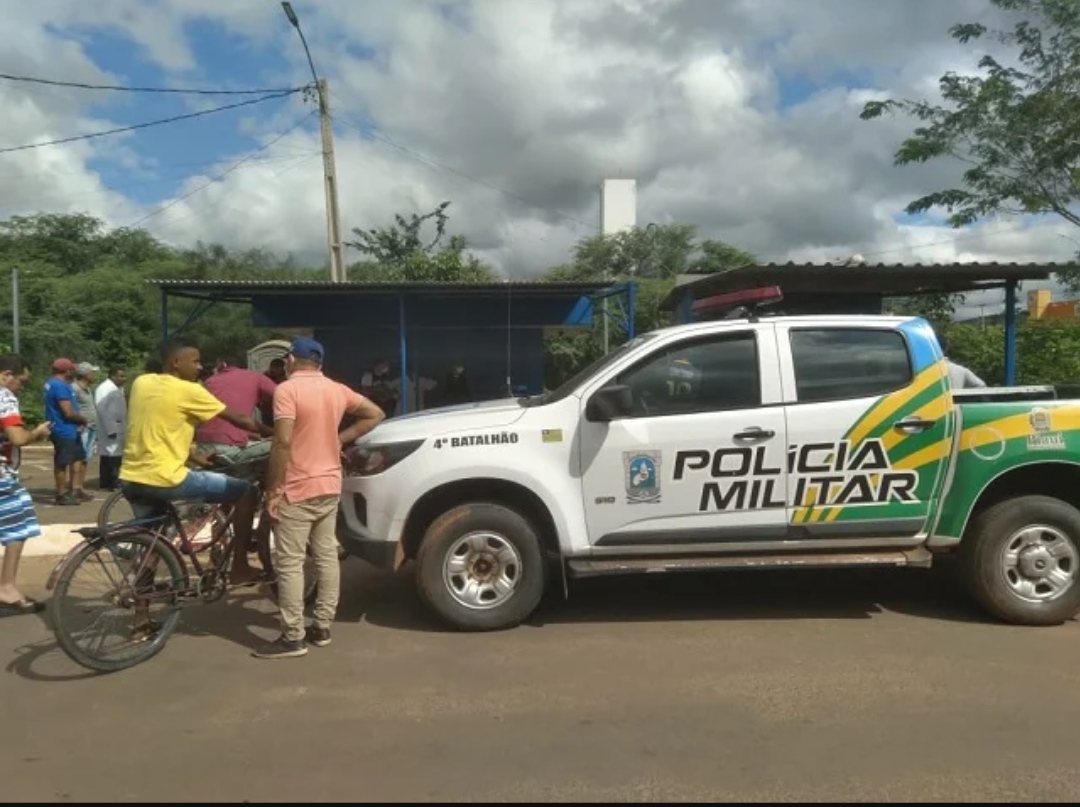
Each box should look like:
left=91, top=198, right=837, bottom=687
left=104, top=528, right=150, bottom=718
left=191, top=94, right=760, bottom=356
left=49, top=530, right=187, bottom=673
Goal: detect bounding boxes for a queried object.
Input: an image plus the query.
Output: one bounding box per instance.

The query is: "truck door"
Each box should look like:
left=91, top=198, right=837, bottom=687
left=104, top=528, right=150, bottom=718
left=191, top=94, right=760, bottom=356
left=578, top=324, right=790, bottom=551
left=776, top=320, right=954, bottom=543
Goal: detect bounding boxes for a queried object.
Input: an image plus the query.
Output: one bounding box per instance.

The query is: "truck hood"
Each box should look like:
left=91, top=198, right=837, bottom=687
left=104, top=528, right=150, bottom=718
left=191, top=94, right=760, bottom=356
left=360, top=398, right=528, bottom=443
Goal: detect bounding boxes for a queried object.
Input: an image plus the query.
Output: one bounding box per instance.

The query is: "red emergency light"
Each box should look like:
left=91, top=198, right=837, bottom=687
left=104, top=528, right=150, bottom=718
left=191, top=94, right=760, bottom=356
left=691, top=285, right=784, bottom=317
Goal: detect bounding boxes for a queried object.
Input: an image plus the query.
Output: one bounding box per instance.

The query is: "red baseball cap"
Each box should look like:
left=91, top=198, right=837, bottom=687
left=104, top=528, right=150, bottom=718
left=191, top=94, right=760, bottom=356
left=52, top=358, right=76, bottom=373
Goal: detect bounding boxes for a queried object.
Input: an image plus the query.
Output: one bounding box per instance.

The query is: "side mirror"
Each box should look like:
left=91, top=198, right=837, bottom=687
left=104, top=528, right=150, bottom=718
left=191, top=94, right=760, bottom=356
left=586, top=384, right=634, bottom=422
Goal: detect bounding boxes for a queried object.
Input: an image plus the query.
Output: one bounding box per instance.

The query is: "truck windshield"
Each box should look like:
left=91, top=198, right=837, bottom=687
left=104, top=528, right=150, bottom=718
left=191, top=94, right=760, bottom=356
left=520, top=333, right=656, bottom=407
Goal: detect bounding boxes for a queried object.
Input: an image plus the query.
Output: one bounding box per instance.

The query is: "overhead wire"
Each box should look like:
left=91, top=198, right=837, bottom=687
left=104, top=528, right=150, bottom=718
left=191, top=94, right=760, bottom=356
left=328, top=98, right=596, bottom=232
left=0, top=89, right=303, bottom=155
left=0, top=72, right=307, bottom=96
left=127, top=110, right=318, bottom=229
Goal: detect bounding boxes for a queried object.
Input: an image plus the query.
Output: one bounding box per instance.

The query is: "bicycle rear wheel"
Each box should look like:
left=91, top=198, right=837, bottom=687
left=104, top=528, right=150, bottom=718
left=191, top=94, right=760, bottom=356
left=49, top=530, right=187, bottom=673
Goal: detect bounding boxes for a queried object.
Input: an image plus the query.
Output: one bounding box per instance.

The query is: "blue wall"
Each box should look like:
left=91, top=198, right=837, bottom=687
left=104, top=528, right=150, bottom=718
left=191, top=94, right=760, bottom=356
left=249, top=290, right=588, bottom=407
left=314, top=326, right=545, bottom=404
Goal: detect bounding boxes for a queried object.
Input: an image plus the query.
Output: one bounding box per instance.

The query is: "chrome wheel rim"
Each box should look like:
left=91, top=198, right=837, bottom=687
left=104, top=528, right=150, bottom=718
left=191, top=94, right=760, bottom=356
left=443, top=531, right=522, bottom=610
left=1000, top=524, right=1078, bottom=604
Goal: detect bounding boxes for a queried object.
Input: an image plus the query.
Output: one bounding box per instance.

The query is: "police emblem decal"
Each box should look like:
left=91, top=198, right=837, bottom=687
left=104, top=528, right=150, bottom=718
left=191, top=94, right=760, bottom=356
left=624, top=451, right=662, bottom=504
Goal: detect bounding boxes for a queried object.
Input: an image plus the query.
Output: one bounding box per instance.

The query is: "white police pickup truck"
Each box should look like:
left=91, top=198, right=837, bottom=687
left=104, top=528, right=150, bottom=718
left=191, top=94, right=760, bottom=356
left=338, top=315, right=1080, bottom=631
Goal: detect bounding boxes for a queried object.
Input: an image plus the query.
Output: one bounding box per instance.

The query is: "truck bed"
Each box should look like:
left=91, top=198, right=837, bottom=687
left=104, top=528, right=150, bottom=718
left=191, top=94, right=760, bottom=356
left=952, top=385, right=1057, bottom=403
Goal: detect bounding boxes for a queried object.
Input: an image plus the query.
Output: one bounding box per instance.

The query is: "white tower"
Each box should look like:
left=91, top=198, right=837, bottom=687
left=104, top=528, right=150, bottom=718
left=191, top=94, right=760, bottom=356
left=600, top=179, right=637, bottom=235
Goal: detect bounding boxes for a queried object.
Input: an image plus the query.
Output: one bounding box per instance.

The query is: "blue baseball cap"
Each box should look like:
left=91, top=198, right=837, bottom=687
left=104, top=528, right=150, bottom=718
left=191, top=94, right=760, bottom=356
left=289, top=337, right=325, bottom=363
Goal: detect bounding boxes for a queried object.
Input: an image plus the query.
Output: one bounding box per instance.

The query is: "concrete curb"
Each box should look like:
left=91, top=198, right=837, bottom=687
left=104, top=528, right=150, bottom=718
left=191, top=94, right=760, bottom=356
left=26, top=523, right=91, bottom=558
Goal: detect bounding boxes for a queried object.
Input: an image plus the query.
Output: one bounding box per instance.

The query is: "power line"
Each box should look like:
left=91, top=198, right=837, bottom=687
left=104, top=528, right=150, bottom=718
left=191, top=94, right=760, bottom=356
left=127, top=110, right=317, bottom=229
left=138, top=152, right=322, bottom=236
left=0, top=151, right=318, bottom=185
left=0, top=72, right=308, bottom=96
left=0, top=90, right=302, bottom=155
left=330, top=107, right=596, bottom=231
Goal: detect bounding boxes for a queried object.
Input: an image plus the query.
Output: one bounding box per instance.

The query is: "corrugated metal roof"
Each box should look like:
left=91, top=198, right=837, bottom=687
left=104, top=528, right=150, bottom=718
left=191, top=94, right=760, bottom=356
left=659, top=261, right=1066, bottom=310
left=149, top=278, right=611, bottom=292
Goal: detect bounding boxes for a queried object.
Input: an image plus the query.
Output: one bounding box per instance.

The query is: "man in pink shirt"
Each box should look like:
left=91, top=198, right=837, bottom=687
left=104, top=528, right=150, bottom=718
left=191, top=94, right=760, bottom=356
left=255, top=337, right=385, bottom=659
left=196, top=353, right=277, bottom=585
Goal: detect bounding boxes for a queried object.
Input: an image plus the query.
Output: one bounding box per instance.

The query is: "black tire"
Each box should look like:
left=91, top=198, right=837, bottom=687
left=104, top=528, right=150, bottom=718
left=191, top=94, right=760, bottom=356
left=96, top=487, right=130, bottom=533
left=960, top=494, right=1080, bottom=626
left=49, top=530, right=187, bottom=673
left=416, top=502, right=546, bottom=631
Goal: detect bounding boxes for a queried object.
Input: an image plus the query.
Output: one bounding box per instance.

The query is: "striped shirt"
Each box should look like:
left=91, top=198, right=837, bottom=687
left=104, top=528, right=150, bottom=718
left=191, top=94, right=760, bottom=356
left=0, top=388, right=41, bottom=545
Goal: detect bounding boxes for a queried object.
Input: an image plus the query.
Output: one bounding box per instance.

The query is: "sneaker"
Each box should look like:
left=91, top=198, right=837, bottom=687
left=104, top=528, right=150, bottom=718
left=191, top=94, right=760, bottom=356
left=55, top=492, right=80, bottom=506
left=305, top=626, right=331, bottom=647
left=75, top=489, right=95, bottom=502
left=252, top=636, right=307, bottom=659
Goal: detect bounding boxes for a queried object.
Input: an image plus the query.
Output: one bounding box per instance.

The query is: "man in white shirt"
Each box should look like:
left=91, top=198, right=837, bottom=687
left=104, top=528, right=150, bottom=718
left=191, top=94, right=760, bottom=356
left=937, top=331, right=987, bottom=389
left=94, top=367, right=128, bottom=490
left=946, top=359, right=987, bottom=389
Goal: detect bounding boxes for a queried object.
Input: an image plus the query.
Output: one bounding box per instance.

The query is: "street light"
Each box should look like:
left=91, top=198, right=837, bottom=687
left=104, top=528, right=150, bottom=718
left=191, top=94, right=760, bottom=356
left=281, top=3, right=345, bottom=283
left=282, top=3, right=319, bottom=90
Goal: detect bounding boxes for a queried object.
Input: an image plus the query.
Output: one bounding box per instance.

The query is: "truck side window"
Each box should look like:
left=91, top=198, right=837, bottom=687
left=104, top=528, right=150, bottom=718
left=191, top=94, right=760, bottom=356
left=616, top=332, right=760, bottom=417
left=790, top=328, right=913, bottom=403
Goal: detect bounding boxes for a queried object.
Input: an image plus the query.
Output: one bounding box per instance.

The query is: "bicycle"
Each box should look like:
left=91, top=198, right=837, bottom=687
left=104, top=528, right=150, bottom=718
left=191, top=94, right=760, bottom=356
left=46, top=453, right=316, bottom=673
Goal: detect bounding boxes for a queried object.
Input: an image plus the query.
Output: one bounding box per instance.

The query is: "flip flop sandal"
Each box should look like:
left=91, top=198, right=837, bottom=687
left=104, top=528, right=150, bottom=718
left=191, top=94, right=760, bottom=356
left=0, top=598, right=45, bottom=618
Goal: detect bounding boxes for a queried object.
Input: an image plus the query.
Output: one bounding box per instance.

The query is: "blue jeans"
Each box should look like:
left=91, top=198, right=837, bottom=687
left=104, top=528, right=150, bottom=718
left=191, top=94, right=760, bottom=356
left=120, top=471, right=251, bottom=520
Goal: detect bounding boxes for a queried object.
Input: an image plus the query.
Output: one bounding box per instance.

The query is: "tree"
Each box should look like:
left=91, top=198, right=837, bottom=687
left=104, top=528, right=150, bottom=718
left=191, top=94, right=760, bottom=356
left=0, top=213, right=106, bottom=275
left=860, top=0, right=1080, bottom=283
left=560, top=224, right=755, bottom=281
left=347, top=201, right=455, bottom=265
left=346, top=202, right=496, bottom=282
left=541, top=225, right=757, bottom=387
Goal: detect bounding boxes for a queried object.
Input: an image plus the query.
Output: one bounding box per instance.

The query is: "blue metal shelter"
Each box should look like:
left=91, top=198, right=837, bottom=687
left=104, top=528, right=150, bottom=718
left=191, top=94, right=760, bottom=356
left=660, top=262, right=1059, bottom=386
left=152, top=279, right=635, bottom=412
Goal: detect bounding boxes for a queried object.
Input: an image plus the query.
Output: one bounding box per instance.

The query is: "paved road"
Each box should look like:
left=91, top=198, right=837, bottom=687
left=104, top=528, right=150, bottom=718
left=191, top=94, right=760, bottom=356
left=17, top=445, right=105, bottom=527
left=3, top=554, right=1080, bottom=802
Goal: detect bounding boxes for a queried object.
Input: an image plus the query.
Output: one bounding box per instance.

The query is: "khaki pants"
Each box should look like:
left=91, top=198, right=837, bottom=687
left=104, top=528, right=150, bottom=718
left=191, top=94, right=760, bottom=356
left=273, top=494, right=340, bottom=642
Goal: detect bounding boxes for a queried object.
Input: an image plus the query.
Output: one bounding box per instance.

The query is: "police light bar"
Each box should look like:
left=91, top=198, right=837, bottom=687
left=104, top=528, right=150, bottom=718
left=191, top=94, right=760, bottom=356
left=691, top=285, right=784, bottom=316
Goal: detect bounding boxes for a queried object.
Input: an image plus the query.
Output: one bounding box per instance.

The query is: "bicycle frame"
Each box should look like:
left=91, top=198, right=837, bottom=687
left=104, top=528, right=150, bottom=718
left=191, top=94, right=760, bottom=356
left=46, top=501, right=239, bottom=597
left=49, top=458, right=265, bottom=595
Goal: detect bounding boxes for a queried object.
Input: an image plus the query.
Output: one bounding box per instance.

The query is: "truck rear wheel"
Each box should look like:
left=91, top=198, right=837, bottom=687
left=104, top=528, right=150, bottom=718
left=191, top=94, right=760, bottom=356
left=416, top=502, right=546, bottom=631
left=960, top=495, right=1080, bottom=626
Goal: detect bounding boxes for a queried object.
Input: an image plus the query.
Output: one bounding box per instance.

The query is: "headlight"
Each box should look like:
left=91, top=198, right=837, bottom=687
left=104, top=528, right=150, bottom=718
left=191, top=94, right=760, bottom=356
left=343, top=439, right=425, bottom=477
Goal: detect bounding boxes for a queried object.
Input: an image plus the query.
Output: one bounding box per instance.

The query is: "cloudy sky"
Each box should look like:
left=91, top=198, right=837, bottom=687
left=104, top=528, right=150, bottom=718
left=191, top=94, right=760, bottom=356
left=1, top=0, right=1075, bottom=316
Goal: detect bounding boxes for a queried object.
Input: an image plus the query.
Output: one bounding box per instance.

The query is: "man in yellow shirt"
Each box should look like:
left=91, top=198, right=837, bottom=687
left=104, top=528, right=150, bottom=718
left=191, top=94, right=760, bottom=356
left=120, top=340, right=271, bottom=571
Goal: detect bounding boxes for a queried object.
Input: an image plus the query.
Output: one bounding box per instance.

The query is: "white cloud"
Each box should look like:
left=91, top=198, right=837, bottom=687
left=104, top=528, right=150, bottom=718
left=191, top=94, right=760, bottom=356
left=0, top=0, right=1075, bottom=289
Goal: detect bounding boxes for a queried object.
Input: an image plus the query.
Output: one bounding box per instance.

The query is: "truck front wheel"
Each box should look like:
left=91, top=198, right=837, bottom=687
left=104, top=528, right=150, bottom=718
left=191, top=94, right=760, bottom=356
left=961, top=494, right=1080, bottom=626
left=416, top=502, right=547, bottom=631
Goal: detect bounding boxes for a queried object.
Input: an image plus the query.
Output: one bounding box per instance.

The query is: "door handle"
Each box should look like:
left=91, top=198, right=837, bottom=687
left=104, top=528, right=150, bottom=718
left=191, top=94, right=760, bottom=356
left=893, top=417, right=936, bottom=434
left=734, top=427, right=775, bottom=441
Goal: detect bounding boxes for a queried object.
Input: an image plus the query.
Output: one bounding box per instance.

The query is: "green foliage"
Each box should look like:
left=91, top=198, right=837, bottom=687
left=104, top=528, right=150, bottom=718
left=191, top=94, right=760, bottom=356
left=559, top=224, right=755, bottom=281
left=861, top=0, right=1080, bottom=288
left=945, top=318, right=1080, bottom=386
left=541, top=225, right=757, bottom=387
left=346, top=202, right=497, bottom=282
left=347, top=200, right=454, bottom=265
left=0, top=211, right=757, bottom=410
left=885, top=292, right=963, bottom=333
left=0, top=213, right=310, bottom=423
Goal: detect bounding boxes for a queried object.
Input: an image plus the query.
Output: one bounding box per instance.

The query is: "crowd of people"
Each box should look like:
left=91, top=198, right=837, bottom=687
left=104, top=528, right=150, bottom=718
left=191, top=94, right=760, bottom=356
left=0, top=338, right=386, bottom=660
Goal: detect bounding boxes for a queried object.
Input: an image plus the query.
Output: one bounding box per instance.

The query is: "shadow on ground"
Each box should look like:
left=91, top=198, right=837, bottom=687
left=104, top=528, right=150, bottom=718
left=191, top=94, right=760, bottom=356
left=6, top=588, right=280, bottom=683
left=340, top=554, right=999, bottom=634
left=6, top=555, right=1007, bottom=682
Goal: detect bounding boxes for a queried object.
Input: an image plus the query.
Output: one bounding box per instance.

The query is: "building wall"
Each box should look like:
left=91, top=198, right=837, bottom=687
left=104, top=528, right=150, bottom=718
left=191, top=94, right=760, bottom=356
left=1027, top=288, right=1080, bottom=319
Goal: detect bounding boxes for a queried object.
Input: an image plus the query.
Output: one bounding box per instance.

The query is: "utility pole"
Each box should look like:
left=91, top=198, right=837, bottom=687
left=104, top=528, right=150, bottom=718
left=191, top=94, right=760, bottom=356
left=315, top=79, right=345, bottom=282
left=282, top=3, right=345, bottom=283
left=11, top=266, right=18, bottom=355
